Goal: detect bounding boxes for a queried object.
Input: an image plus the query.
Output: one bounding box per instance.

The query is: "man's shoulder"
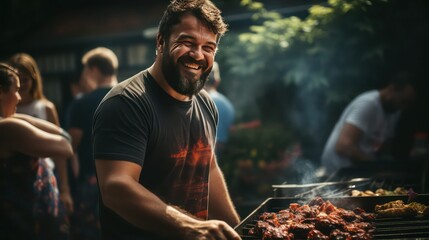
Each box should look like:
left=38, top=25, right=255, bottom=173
left=197, top=89, right=216, bottom=106
left=349, top=90, right=380, bottom=108
left=197, top=89, right=218, bottom=118
left=354, top=90, right=378, bottom=102
left=105, top=70, right=148, bottom=99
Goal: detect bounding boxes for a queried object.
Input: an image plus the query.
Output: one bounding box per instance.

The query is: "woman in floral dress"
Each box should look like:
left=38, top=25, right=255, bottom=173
left=0, top=63, right=73, bottom=239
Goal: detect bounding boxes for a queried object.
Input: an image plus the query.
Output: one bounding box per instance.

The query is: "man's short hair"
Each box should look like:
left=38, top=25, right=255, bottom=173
left=82, top=47, right=118, bottom=76
left=158, top=0, right=228, bottom=44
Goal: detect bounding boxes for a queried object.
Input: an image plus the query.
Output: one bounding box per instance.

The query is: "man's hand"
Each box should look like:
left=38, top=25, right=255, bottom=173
left=181, top=219, right=241, bottom=240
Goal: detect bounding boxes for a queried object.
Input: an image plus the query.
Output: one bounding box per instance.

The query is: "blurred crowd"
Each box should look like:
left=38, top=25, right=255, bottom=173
left=0, top=48, right=118, bottom=239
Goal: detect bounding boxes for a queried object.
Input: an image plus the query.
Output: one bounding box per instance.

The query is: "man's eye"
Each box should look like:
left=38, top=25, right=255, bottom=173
left=203, top=46, right=215, bottom=53
left=182, top=41, right=193, bottom=47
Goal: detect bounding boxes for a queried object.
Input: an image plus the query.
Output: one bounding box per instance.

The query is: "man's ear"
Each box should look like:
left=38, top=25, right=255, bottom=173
left=156, top=34, right=164, bottom=54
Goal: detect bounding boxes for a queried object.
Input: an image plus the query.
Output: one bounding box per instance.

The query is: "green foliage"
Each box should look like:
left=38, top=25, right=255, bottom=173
left=228, top=0, right=391, bottom=102
left=216, top=0, right=428, bottom=198
left=216, top=0, right=428, bottom=175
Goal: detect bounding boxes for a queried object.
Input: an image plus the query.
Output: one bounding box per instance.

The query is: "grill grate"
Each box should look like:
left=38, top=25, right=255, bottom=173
left=374, top=218, right=429, bottom=239
left=234, top=196, right=429, bottom=239
left=239, top=218, right=429, bottom=239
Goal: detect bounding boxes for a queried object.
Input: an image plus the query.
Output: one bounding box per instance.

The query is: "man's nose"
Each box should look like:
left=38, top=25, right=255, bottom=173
left=189, top=46, right=204, bottom=60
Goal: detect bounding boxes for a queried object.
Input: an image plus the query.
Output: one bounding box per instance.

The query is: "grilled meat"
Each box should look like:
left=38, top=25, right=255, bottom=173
left=248, top=197, right=374, bottom=240
left=375, top=200, right=429, bottom=218
left=307, top=229, right=329, bottom=240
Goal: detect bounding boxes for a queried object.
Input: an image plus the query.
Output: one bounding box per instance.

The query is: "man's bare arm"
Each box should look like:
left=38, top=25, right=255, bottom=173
left=335, top=123, right=375, bottom=162
left=95, top=159, right=241, bottom=240
left=208, top=157, right=240, bottom=227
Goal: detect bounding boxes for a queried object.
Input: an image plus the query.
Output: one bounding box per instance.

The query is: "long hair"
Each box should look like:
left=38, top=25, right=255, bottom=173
left=8, top=53, right=45, bottom=100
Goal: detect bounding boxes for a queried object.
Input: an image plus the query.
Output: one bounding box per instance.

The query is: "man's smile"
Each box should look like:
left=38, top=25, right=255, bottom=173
left=183, top=62, right=202, bottom=70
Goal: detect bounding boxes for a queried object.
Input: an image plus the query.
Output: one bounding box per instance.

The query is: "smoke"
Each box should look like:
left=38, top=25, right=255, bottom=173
left=289, top=87, right=331, bottom=162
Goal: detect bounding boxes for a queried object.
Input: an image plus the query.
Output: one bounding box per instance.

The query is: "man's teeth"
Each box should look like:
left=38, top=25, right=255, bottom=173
left=184, top=63, right=200, bottom=70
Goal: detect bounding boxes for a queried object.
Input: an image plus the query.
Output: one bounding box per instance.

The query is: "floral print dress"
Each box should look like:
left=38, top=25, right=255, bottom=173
left=0, top=153, right=69, bottom=239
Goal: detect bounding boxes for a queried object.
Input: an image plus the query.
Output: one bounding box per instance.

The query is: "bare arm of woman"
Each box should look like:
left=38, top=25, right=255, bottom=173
left=44, top=102, right=74, bottom=213
left=13, top=113, right=62, bottom=135
left=55, top=157, right=74, bottom=214
left=44, top=100, right=60, bottom=126
left=67, top=128, right=83, bottom=178
left=0, top=118, right=73, bottom=159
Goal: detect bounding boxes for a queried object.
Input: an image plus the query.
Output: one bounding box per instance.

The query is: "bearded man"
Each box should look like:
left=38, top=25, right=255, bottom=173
left=92, top=1, right=241, bottom=239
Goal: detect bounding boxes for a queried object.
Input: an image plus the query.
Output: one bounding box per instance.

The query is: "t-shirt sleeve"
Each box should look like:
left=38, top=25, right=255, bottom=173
left=345, top=99, right=377, bottom=134
left=93, top=95, right=149, bottom=166
left=199, top=91, right=218, bottom=134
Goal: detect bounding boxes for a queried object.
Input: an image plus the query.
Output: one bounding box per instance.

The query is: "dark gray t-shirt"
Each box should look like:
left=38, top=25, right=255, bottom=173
left=93, top=70, right=218, bottom=239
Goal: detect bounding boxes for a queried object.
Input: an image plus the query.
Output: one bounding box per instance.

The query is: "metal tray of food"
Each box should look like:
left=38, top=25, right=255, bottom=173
left=272, top=178, right=372, bottom=197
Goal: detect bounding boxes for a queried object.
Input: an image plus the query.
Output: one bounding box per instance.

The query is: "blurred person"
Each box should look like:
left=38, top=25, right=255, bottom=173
left=8, top=53, right=74, bottom=217
left=9, top=53, right=60, bottom=125
left=62, top=69, right=96, bottom=136
left=204, top=61, right=235, bottom=159
left=321, top=71, right=416, bottom=175
left=0, top=62, right=73, bottom=239
left=66, top=47, right=118, bottom=240
left=92, top=0, right=241, bottom=239
left=68, top=70, right=96, bottom=104
left=63, top=71, right=95, bottom=180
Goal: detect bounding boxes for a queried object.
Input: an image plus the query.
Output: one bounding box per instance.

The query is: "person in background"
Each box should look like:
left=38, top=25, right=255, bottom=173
left=67, top=69, right=97, bottom=109
left=8, top=53, right=74, bottom=218
left=0, top=62, right=73, bottom=239
left=9, top=53, right=60, bottom=126
left=204, top=61, right=235, bottom=159
left=63, top=71, right=96, bottom=180
left=321, top=71, right=416, bottom=175
left=92, top=0, right=241, bottom=239
left=66, top=47, right=118, bottom=240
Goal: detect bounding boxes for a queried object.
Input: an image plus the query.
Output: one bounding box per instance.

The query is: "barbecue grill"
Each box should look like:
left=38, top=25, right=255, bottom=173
left=234, top=195, right=429, bottom=239
left=273, top=159, right=429, bottom=198
left=329, top=160, right=429, bottom=193
left=236, top=158, right=429, bottom=239
left=273, top=177, right=420, bottom=199
left=273, top=178, right=372, bottom=198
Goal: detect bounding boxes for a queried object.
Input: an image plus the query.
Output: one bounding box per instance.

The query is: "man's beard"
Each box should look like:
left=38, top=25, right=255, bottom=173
left=161, top=48, right=211, bottom=97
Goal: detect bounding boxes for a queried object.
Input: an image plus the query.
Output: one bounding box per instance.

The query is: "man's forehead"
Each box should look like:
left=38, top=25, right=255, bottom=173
left=170, top=14, right=217, bottom=39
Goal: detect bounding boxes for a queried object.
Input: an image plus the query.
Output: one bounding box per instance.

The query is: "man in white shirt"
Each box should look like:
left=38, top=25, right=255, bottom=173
left=321, top=72, right=416, bottom=175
